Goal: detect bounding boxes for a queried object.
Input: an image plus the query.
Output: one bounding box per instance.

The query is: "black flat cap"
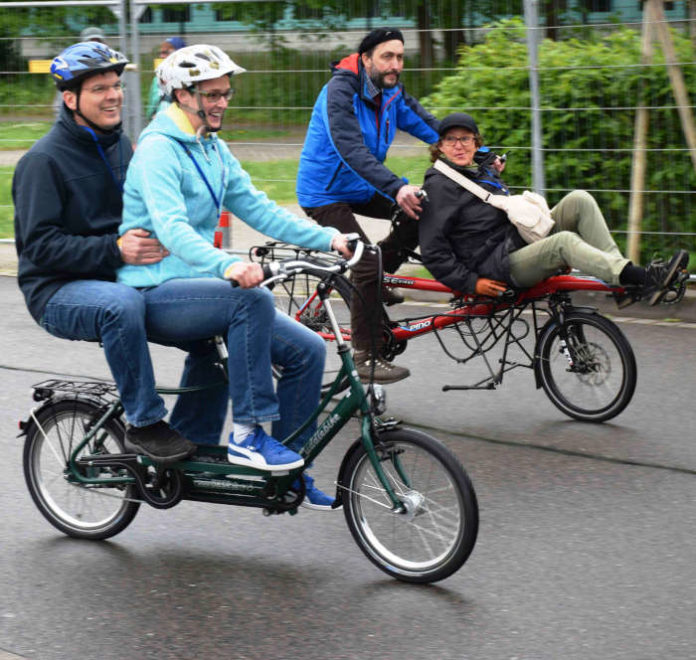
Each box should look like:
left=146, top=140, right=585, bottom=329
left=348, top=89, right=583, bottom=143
left=358, top=28, right=404, bottom=55
left=438, top=113, right=479, bottom=137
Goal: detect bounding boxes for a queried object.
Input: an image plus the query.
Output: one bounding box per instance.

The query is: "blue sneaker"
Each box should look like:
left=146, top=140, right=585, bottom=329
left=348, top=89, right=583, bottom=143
left=227, top=427, right=304, bottom=471
left=294, top=473, right=335, bottom=511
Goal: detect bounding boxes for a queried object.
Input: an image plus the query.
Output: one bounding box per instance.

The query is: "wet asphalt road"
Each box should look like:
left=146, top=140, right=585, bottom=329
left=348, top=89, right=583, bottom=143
left=1, top=276, right=695, bottom=660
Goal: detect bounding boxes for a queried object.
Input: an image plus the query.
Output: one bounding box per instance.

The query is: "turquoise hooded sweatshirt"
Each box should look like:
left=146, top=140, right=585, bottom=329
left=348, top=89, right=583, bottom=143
left=118, top=104, right=337, bottom=287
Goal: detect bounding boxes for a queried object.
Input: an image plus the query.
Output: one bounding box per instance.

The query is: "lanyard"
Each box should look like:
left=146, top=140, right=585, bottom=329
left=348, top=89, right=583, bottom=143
left=182, top=143, right=224, bottom=213
left=81, top=125, right=124, bottom=192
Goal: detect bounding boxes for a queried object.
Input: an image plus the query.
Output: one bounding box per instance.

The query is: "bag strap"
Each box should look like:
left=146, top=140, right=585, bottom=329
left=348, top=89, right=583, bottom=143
left=433, top=159, right=493, bottom=203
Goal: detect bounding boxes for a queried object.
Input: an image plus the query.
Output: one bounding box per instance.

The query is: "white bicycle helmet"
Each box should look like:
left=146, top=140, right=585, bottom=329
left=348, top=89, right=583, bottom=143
left=156, top=44, right=245, bottom=96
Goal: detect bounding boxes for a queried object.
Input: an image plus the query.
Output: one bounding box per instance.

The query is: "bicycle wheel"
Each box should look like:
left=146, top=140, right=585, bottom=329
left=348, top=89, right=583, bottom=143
left=272, top=266, right=353, bottom=394
left=342, top=428, right=478, bottom=584
left=23, top=399, right=140, bottom=539
left=537, top=311, right=637, bottom=422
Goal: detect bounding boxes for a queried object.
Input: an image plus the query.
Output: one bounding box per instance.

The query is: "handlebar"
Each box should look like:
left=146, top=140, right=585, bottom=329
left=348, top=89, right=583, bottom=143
left=230, top=233, right=364, bottom=288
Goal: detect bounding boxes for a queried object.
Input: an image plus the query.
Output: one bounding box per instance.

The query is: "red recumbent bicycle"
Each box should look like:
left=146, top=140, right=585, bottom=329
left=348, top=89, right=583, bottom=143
left=253, top=239, right=687, bottom=424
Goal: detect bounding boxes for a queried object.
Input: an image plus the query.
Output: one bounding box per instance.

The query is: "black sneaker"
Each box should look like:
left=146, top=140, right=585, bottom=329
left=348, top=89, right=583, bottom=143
left=354, top=350, right=410, bottom=384
left=643, top=249, right=689, bottom=306
left=124, top=420, right=197, bottom=464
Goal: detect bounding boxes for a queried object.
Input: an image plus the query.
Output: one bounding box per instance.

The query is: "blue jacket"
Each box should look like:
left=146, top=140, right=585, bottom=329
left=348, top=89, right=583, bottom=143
left=296, top=53, right=439, bottom=208
left=118, top=104, right=338, bottom=287
left=13, top=104, right=130, bottom=323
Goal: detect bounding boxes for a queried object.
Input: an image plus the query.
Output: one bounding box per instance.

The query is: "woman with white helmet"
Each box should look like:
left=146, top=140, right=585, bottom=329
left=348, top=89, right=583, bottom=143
left=118, top=44, right=352, bottom=510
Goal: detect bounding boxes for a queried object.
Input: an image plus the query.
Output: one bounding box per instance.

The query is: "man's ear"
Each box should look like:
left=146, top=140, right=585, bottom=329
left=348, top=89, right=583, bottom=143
left=62, top=89, right=77, bottom=111
left=360, top=52, right=370, bottom=69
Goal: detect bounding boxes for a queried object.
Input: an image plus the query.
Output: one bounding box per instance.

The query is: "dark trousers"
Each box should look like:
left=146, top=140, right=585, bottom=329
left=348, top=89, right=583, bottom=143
left=303, top=194, right=419, bottom=351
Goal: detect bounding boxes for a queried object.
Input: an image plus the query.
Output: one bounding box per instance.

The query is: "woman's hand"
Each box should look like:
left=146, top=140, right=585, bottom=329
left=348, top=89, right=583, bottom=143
left=475, top=278, right=508, bottom=297
left=223, top=262, right=265, bottom=288
left=331, top=233, right=354, bottom=258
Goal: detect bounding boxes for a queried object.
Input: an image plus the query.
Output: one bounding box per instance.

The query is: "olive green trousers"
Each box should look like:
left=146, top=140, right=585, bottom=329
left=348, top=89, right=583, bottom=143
left=508, top=190, right=628, bottom=287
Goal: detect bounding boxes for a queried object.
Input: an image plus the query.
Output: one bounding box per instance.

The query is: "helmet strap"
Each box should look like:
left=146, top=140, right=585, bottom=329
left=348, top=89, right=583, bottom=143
left=176, top=86, right=223, bottom=134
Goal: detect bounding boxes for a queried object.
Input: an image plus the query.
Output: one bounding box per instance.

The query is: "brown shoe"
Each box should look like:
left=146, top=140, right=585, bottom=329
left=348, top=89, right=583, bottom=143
left=354, top=350, right=410, bottom=384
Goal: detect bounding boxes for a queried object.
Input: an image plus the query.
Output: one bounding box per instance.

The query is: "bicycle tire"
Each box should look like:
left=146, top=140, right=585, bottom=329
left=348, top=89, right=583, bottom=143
left=536, top=311, right=637, bottom=422
left=272, top=265, right=354, bottom=395
left=23, top=399, right=140, bottom=540
left=342, top=428, right=478, bottom=584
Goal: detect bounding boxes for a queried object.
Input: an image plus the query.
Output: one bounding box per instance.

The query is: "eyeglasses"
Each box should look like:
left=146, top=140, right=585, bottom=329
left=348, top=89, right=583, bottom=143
left=84, top=81, right=125, bottom=95
left=443, top=135, right=475, bottom=146
left=158, top=49, right=174, bottom=57
left=196, top=88, right=235, bottom=102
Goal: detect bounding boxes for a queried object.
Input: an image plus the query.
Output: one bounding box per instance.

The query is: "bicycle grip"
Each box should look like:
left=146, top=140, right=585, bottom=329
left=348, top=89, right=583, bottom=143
left=229, top=263, right=274, bottom=287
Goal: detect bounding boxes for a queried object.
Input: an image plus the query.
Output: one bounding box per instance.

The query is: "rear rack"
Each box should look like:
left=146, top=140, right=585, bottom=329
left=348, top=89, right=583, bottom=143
left=31, top=379, right=118, bottom=402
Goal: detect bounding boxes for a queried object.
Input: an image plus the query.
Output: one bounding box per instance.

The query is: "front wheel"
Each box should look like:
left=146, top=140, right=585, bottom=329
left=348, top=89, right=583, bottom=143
left=342, top=428, right=478, bottom=584
left=23, top=399, right=140, bottom=539
left=536, top=311, right=637, bottom=422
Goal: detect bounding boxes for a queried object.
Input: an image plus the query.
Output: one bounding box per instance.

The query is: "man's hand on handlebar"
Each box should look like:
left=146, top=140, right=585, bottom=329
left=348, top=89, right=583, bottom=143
left=475, top=278, right=508, bottom=297
left=224, top=262, right=265, bottom=288
left=331, top=233, right=354, bottom=258
left=396, top=184, right=425, bottom=220
left=119, top=228, right=170, bottom=265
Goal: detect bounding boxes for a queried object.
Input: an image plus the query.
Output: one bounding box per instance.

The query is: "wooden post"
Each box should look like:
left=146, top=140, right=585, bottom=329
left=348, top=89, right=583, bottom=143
left=627, top=3, right=654, bottom=264
left=650, top=0, right=696, bottom=172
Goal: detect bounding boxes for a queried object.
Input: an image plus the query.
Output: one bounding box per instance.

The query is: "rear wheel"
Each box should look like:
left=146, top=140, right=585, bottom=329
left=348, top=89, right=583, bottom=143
left=272, top=266, right=353, bottom=395
left=23, top=399, right=140, bottom=539
left=537, top=311, right=637, bottom=422
left=342, top=428, right=478, bottom=583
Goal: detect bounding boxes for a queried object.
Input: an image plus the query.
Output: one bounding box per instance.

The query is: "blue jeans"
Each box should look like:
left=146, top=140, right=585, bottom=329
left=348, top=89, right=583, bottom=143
left=140, top=278, right=326, bottom=450
left=41, top=280, right=167, bottom=427
left=41, top=279, right=325, bottom=448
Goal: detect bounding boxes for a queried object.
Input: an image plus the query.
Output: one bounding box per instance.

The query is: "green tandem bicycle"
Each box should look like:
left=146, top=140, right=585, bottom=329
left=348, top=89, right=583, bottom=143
left=19, top=239, right=479, bottom=584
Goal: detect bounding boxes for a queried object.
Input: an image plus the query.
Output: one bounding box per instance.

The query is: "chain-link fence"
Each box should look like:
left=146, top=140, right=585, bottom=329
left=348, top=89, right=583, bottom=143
left=1, top=0, right=695, bottom=261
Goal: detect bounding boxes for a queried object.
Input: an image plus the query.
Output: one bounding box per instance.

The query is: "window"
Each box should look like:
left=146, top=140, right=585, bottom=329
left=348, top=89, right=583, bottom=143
left=162, top=6, right=190, bottom=23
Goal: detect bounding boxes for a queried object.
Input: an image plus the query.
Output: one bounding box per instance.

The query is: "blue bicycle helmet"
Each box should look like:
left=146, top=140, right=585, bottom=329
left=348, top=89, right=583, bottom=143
left=51, top=41, right=128, bottom=91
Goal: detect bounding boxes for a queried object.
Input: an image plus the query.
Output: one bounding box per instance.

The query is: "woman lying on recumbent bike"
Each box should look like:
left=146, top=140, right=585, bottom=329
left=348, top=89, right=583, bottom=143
left=418, top=113, right=689, bottom=307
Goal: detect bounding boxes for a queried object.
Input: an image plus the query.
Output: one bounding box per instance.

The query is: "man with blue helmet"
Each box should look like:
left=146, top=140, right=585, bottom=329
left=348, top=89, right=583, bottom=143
left=12, top=41, right=202, bottom=464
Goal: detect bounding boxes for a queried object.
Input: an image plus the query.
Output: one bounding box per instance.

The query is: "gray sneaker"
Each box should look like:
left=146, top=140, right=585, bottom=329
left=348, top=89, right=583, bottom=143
left=354, top=350, right=410, bottom=384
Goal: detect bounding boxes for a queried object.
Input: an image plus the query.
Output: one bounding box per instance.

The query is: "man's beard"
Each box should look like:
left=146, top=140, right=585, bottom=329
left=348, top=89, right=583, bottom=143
left=371, top=70, right=400, bottom=89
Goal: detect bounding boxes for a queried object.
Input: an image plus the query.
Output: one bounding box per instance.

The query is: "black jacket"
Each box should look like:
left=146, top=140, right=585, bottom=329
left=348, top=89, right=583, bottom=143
left=12, top=105, right=132, bottom=323
left=419, top=155, right=525, bottom=294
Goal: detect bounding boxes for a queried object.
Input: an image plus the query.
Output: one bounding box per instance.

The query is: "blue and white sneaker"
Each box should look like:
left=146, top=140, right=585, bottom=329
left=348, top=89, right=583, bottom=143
left=293, top=473, right=336, bottom=511
left=227, top=427, right=304, bottom=471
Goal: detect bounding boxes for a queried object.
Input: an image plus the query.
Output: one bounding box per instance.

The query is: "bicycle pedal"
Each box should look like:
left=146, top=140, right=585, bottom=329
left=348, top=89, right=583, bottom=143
left=614, top=290, right=639, bottom=309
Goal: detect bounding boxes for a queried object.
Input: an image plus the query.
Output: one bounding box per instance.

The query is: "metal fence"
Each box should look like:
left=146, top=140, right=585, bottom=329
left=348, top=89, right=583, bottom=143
left=1, top=0, right=695, bottom=259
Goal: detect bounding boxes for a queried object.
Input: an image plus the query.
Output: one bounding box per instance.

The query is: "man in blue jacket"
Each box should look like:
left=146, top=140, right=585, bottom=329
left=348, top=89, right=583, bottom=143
left=297, top=28, right=440, bottom=383
left=13, top=41, right=207, bottom=464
